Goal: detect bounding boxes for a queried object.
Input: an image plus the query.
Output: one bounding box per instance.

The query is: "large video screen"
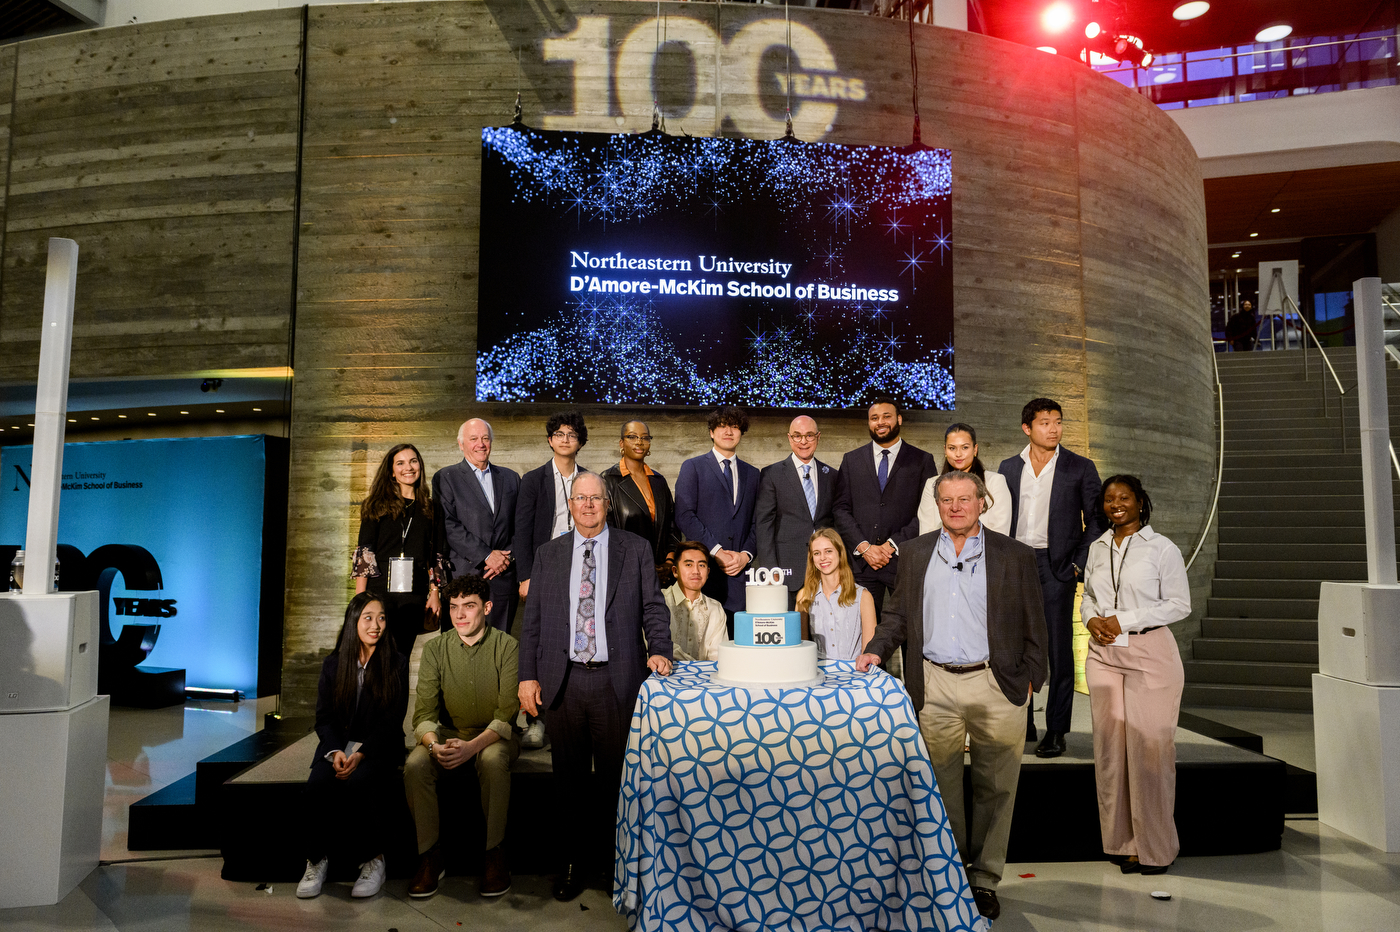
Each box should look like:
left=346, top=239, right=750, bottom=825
left=477, top=127, right=953, bottom=409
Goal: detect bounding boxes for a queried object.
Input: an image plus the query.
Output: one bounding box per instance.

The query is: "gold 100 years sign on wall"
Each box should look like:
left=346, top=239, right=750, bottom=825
left=541, top=15, right=867, bottom=139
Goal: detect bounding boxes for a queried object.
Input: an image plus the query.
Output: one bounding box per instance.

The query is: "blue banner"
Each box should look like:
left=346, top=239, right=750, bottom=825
left=1, top=435, right=269, bottom=694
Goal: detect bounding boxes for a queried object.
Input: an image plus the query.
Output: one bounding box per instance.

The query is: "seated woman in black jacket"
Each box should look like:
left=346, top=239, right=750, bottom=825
left=296, top=592, right=409, bottom=900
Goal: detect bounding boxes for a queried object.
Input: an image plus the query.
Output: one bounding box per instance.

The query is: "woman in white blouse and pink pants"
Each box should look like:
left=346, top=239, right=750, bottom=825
left=1081, top=475, right=1191, bottom=875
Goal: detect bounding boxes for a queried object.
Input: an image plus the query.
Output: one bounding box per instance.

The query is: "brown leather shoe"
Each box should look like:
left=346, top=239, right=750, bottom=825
left=408, top=846, right=445, bottom=898
left=481, top=844, right=511, bottom=897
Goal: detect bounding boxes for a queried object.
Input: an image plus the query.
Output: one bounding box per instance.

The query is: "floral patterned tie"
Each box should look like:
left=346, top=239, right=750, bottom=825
left=575, top=545, right=596, bottom=661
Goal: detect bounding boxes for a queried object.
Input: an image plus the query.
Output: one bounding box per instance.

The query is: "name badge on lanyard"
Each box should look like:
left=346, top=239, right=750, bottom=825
left=389, top=514, right=415, bottom=592
left=389, top=556, right=415, bottom=593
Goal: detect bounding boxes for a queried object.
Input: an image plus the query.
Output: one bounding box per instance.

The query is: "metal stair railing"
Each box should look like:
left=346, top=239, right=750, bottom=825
left=1287, top=293, right=1356, bottom=450
left=1186, top=343, right=1224, bottom=572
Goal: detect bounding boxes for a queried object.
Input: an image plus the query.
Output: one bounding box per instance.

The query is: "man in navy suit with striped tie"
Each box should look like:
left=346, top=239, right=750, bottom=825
left=674, top=405, right=762, bottom=625
left=518, top=472, right=673, bottom=902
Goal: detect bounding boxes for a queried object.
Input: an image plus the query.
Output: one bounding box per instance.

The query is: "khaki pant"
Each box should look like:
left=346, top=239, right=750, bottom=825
left=917, top=659, right=1028, bottom=891
left=1086, top=627, right=1183, bottom=867
left=403, top=738, right=518, bottom=854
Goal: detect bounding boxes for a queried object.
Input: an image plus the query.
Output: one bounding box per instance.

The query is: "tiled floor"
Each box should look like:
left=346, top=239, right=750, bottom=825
left=4, top=693, right=1398, bottom=930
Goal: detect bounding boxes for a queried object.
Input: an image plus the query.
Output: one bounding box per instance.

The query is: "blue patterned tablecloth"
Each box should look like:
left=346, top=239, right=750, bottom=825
left=614, top=660, right=988, bottom=932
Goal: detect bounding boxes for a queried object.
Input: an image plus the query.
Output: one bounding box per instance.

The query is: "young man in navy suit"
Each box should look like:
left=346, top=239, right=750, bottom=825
left=433, top=418, right=520, bottom=634
left=674, top=406, right=761, bottom=623
left=997, top=398, right=1108, bottom=758
left=832, top=398, right=939, bottom=618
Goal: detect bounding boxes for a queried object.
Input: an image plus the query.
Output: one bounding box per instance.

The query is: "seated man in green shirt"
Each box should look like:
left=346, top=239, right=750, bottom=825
left=404, top=574, right=520, bottom=899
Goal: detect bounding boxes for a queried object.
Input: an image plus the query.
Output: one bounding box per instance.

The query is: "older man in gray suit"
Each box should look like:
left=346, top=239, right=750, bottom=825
left=755, top=415, right=835, bottom=608
left=857, top=470, right=1047, bottom=923
left=518, top=472, right=673, bottom=902
left=433, top=418, right=520, bottom=633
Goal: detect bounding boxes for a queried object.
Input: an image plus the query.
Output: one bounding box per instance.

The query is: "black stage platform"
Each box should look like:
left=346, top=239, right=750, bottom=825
left=129, top=708, right=1312, bottom=883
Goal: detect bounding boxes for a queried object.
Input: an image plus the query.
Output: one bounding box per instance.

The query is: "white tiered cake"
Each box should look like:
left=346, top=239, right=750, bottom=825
left=712, top=567, right=822, bottom=688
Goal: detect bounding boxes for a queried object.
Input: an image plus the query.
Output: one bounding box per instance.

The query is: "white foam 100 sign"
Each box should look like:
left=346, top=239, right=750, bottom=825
left=751, top=616, right=787, bottom=646
left=746, top=566, right=785, bottom=586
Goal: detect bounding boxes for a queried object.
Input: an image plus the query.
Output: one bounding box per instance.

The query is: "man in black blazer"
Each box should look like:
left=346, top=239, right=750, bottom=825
left=997, top=397, right=1108, bottom=758
left=674, top=406, right=761, bottom=618
left=433, top=418, right=520, bottom=634
left=832, top=397, right=939, bottom=616
left=518, top=472, right=673, bottom=901
left=755, top=415, right=835, bottom=608
left=513, top=410, right=590, bottom=599
left=858, top=470, right=1046, bottom=922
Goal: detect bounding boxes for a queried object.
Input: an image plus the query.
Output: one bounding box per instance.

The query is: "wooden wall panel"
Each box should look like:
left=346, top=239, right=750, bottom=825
left=0, top=9, right=302, bottom=381
left=278, top=1, right=1213, bottom=712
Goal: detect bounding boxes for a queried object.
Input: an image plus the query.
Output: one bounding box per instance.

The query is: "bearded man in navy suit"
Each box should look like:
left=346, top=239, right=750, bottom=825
left=832, top=397, right=939, bottom=619
left=674, top=405, right=761, bottom=622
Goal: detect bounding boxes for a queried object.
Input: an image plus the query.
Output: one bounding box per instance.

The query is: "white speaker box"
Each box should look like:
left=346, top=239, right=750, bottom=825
left=0, top=591, right=99, bottom=714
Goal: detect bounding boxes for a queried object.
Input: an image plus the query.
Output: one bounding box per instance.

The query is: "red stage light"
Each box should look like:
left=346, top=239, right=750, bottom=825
left=1085, top=22, right=1101, bottom=39
left=1041, top=2, right=1075, bottom=34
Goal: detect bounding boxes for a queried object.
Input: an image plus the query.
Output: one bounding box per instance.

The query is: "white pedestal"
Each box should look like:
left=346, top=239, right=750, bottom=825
left=0, top=695, right=109, bottom=908
left=1313, top=674, right=1400, bottom=852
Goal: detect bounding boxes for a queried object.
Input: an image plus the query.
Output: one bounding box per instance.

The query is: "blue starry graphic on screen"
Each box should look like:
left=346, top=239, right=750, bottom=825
left=476, top=126, right=954, bottom=410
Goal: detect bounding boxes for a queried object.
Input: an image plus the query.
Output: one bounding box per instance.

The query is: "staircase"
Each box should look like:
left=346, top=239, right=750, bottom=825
left=1183, top=347, right=1400, bottom=711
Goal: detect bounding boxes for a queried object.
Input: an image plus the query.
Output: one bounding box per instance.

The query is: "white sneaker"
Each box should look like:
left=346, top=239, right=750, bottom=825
left=521, top=719, right=547, bottom=750
left=351, top=855, right=386, bottom=898
left=296, top=858, right=328, bottom=898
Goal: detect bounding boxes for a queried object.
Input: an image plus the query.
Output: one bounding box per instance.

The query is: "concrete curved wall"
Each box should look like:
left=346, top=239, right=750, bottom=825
left=0, top=3, right=1213, bottom=709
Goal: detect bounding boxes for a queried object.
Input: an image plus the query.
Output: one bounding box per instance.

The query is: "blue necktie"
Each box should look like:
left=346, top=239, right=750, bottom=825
left=802, top=465, right=817, bottom=519
left=877, top=450, right=890, bottom=492
left=722, top=457, right=734, bottom=504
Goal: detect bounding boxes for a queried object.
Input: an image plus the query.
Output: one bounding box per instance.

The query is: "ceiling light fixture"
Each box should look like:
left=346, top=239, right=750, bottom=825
left=1249, top=232, right=1259, bottom=238
left=1255, top=24, right=1292, bottom=43
left=1271, top=208, right=1280, bottom=213
left=147, top=412, right=157, bottom=417
left=1085, top=22, right=1101, bottom=39
left=1172, top=2, right=1210, bottom=22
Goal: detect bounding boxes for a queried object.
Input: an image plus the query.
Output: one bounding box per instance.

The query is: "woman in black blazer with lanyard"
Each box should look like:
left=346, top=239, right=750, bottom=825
left=602, top=420, right=678, bottom=583
left=296, top=592, right=409, bottom=899
left=352, top=443, right=447, bottom=658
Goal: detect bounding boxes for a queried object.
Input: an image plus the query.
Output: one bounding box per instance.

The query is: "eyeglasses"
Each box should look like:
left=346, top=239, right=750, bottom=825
left=570, top=494, right=606, bottom=505
left=788, top=432, right=819, bottom=442
left=551, top=431, right=579, bottom=441
left=623, top=434, right=653, bottom=442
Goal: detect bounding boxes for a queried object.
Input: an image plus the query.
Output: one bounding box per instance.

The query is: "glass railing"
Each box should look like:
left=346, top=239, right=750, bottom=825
left=1093, top=29, right=1398, bottom=110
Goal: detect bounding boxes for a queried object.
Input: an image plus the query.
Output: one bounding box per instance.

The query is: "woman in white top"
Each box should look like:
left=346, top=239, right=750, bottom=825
left=917, top=423, right=1012, bottom=536
left=1081, top=475, right=1190, bottom=876
left=795, top=528, right=877, bottom=661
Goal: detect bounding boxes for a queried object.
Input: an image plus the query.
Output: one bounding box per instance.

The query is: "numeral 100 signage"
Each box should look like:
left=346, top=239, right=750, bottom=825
left=542, top=16, right=867, bottom=140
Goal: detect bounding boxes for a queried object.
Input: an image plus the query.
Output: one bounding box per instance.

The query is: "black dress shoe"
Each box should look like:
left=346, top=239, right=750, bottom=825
left=1107, top=854, right=1129, bottom=867
left=1035, top=730, right=1066, bottom=758
left=971, top=886, right=1001, bottom=920
left=1141, top=862, right=1172, bottom=875
left=553, top=864, right=585, bottom=901
left=1120, top=856, right=1142, bottom=874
